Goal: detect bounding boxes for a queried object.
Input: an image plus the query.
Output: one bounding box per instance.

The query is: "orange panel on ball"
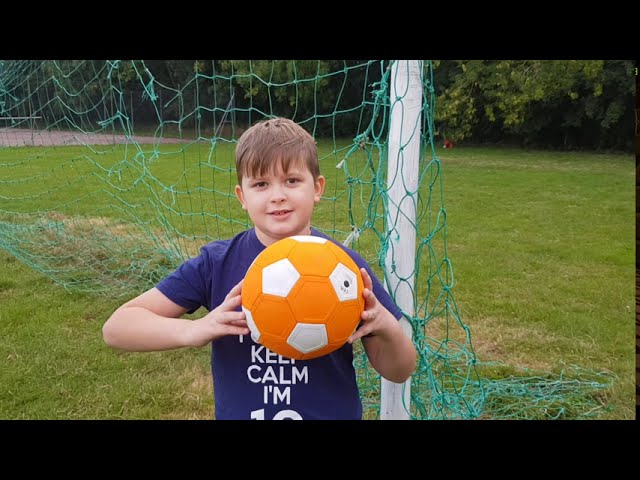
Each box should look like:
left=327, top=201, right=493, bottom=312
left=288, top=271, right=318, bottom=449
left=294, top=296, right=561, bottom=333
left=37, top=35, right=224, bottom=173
left=325, top=301, right=363, bottom=342
left=241, top=264, right=263, bottom=310
left=287, top=242, right=338, bottom=276
left=252, top=237, right=296, bottom=268
left=287, top=278, right=338, bottom=324
left=251, top=295, right=297, bottom=337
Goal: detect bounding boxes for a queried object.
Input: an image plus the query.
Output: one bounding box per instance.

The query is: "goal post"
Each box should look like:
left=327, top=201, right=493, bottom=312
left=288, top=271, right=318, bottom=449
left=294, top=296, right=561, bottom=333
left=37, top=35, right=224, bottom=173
left=380, top=60, right=422, bottom=420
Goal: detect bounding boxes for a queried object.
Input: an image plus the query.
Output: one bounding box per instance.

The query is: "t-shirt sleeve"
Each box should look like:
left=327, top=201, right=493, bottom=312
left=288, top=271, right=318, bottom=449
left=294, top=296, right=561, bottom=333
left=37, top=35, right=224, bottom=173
left=156, top=248, right=212, bottom=313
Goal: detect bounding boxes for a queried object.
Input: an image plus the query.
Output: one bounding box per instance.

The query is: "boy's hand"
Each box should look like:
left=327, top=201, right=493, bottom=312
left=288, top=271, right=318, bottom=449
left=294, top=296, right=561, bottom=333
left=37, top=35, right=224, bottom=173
left=348, top=268, right=417, bottom=382
left=184, top=280, right=249, bottom=347
left=348, top=268, right=396, bottom=344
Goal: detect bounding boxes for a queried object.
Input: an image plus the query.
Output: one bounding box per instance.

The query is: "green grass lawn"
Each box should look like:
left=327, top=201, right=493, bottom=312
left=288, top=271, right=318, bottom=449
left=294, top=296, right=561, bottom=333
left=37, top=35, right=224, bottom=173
left=438, top=148, right=635, bottom=419
left=0, top=143, right=634, bottom=419
left=0, top=250, right=215, bottom=419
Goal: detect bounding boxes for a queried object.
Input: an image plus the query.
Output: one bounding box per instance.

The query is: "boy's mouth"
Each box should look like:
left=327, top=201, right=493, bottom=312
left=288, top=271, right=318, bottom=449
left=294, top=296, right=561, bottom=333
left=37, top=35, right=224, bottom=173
left=269, top=209, right=292, bottom=216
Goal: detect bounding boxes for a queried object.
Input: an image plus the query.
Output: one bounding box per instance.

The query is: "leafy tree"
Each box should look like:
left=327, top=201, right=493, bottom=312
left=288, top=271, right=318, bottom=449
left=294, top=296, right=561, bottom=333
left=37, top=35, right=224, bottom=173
left=434, top=60, right=633, bottom=150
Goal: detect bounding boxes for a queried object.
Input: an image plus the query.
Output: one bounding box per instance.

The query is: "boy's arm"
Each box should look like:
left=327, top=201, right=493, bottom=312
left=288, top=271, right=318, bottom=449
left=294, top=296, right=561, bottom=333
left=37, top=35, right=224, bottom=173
left=348, top=268, right=417, bottom=383
left=103, top=282, right=249, bottom=352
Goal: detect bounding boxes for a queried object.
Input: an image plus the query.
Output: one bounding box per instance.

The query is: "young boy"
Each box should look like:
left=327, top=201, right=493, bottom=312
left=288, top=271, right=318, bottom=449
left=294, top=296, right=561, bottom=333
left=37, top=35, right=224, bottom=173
left=103, top=117, right=417, bottom=420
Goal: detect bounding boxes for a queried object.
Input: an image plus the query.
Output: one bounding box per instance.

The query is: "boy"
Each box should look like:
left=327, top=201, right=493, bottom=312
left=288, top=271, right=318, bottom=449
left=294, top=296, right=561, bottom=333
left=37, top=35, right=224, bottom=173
left=103, top=117, right=417, bottom=420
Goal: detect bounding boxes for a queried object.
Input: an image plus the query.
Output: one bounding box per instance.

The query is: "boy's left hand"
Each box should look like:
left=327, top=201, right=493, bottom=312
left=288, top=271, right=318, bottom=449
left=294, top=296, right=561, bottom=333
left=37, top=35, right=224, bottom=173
left=348, top=267, right=393, bottom=344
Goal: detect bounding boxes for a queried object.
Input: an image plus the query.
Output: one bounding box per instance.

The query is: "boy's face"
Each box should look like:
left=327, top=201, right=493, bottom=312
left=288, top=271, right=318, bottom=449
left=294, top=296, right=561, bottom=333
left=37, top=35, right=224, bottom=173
left=235, top=161, right=325, bottom=247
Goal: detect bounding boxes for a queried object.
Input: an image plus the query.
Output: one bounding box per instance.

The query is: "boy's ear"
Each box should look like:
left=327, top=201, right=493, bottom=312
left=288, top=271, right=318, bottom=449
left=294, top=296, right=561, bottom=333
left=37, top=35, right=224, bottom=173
left=234, top=185, right=247, bottom=210
left=314, top=175, right=326, bottom=204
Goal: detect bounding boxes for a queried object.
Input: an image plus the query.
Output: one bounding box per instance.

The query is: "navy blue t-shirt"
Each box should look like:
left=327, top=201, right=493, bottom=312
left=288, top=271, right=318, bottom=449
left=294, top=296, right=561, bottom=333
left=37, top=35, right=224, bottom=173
left=156, top=227, right=403, bottom=420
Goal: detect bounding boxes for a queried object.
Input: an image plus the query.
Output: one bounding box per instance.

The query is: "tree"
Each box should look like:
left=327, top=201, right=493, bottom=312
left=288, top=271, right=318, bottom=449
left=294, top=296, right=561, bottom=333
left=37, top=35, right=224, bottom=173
left=434, top=60, right=633, bottom=150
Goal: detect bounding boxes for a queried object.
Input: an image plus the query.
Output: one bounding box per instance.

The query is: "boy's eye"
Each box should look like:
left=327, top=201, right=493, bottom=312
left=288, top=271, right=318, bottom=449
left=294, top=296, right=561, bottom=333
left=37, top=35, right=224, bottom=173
left=287, top=178, right=299, bottom=184
left=252, top=181, right=267, bottom=188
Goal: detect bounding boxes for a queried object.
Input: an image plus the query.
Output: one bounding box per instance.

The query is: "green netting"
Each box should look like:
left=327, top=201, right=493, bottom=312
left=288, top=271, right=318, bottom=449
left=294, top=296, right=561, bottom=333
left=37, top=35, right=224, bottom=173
left=0, top=60, right=613, bottom=419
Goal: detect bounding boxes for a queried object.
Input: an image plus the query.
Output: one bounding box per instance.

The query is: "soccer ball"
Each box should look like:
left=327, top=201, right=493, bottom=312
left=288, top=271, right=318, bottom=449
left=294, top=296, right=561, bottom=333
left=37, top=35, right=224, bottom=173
left=241, top=235, right=365, bottom=360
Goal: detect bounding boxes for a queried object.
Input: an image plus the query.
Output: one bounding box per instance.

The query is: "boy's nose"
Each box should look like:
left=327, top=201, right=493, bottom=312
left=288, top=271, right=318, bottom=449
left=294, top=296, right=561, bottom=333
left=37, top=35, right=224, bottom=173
left=270, top=186, right=286, bottom=203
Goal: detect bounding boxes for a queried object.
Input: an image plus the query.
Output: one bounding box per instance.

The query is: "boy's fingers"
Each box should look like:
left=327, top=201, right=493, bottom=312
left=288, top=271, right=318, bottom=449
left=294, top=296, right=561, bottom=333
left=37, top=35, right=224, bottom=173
left=225, top=326, right=250, bottom=336
left=223, top=294, right=242, bottom=309
left=362, top=288, right=377, bottom=310
left=227, top=319, right=248, bottom=326
left=226, top=311, right=246, bottom=321
left=224, top=309, right=245, bottom=321
left=361, top=306, right=374, bottom=321
left=360, top=268, right=373, bottom=290
left=228, top=280, right=243, bottom=297
left=213, top=310, right=245, bottom=326
left=348, top=326, right=368, bottom=344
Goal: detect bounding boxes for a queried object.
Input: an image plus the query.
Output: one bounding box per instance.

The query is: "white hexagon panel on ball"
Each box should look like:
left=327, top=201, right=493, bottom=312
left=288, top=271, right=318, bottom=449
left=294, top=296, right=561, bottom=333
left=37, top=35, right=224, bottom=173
left=287, top=323, right=328, bottom=353
left=262, top=259, right=300, bottom=297
left=290, top=235, right=327, bottom=244
left=329, top=263, right=358, bottom=301
left=242, top=307, right=261, bottom=343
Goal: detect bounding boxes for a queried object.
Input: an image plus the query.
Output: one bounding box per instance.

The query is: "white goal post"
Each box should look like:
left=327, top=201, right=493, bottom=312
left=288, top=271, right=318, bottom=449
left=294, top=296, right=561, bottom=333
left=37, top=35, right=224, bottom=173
left=380, top=60, right=422, bottom=420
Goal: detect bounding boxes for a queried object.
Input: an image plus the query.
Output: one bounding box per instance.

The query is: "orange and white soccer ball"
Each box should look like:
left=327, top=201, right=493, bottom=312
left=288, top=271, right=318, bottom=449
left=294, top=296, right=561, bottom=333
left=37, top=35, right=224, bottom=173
left=241, top=235, right=365, bottom=360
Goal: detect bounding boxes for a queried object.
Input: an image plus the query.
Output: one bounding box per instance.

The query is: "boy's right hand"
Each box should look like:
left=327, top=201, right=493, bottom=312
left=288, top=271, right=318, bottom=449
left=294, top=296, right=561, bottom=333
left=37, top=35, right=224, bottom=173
left=184, top=280, right=249, bottom=347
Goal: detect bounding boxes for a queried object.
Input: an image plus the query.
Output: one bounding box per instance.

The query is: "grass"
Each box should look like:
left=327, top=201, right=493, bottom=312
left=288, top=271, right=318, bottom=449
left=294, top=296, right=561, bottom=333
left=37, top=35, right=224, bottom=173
left=0, top=142, right=635, bottom=419
left=438, top=148, right=635, bottom=419
left=0, top=251, right=215, bottom=419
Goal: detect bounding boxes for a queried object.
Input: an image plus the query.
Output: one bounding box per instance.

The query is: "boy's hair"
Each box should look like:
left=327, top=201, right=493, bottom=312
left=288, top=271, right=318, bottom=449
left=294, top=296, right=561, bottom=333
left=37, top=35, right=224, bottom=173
left=235, top=117, right=320, bottom=185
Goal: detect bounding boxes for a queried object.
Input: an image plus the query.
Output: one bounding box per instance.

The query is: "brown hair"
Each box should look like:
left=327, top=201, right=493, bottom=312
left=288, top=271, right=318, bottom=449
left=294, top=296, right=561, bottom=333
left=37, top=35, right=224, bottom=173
left=235, top=117, right=319, bottom=185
